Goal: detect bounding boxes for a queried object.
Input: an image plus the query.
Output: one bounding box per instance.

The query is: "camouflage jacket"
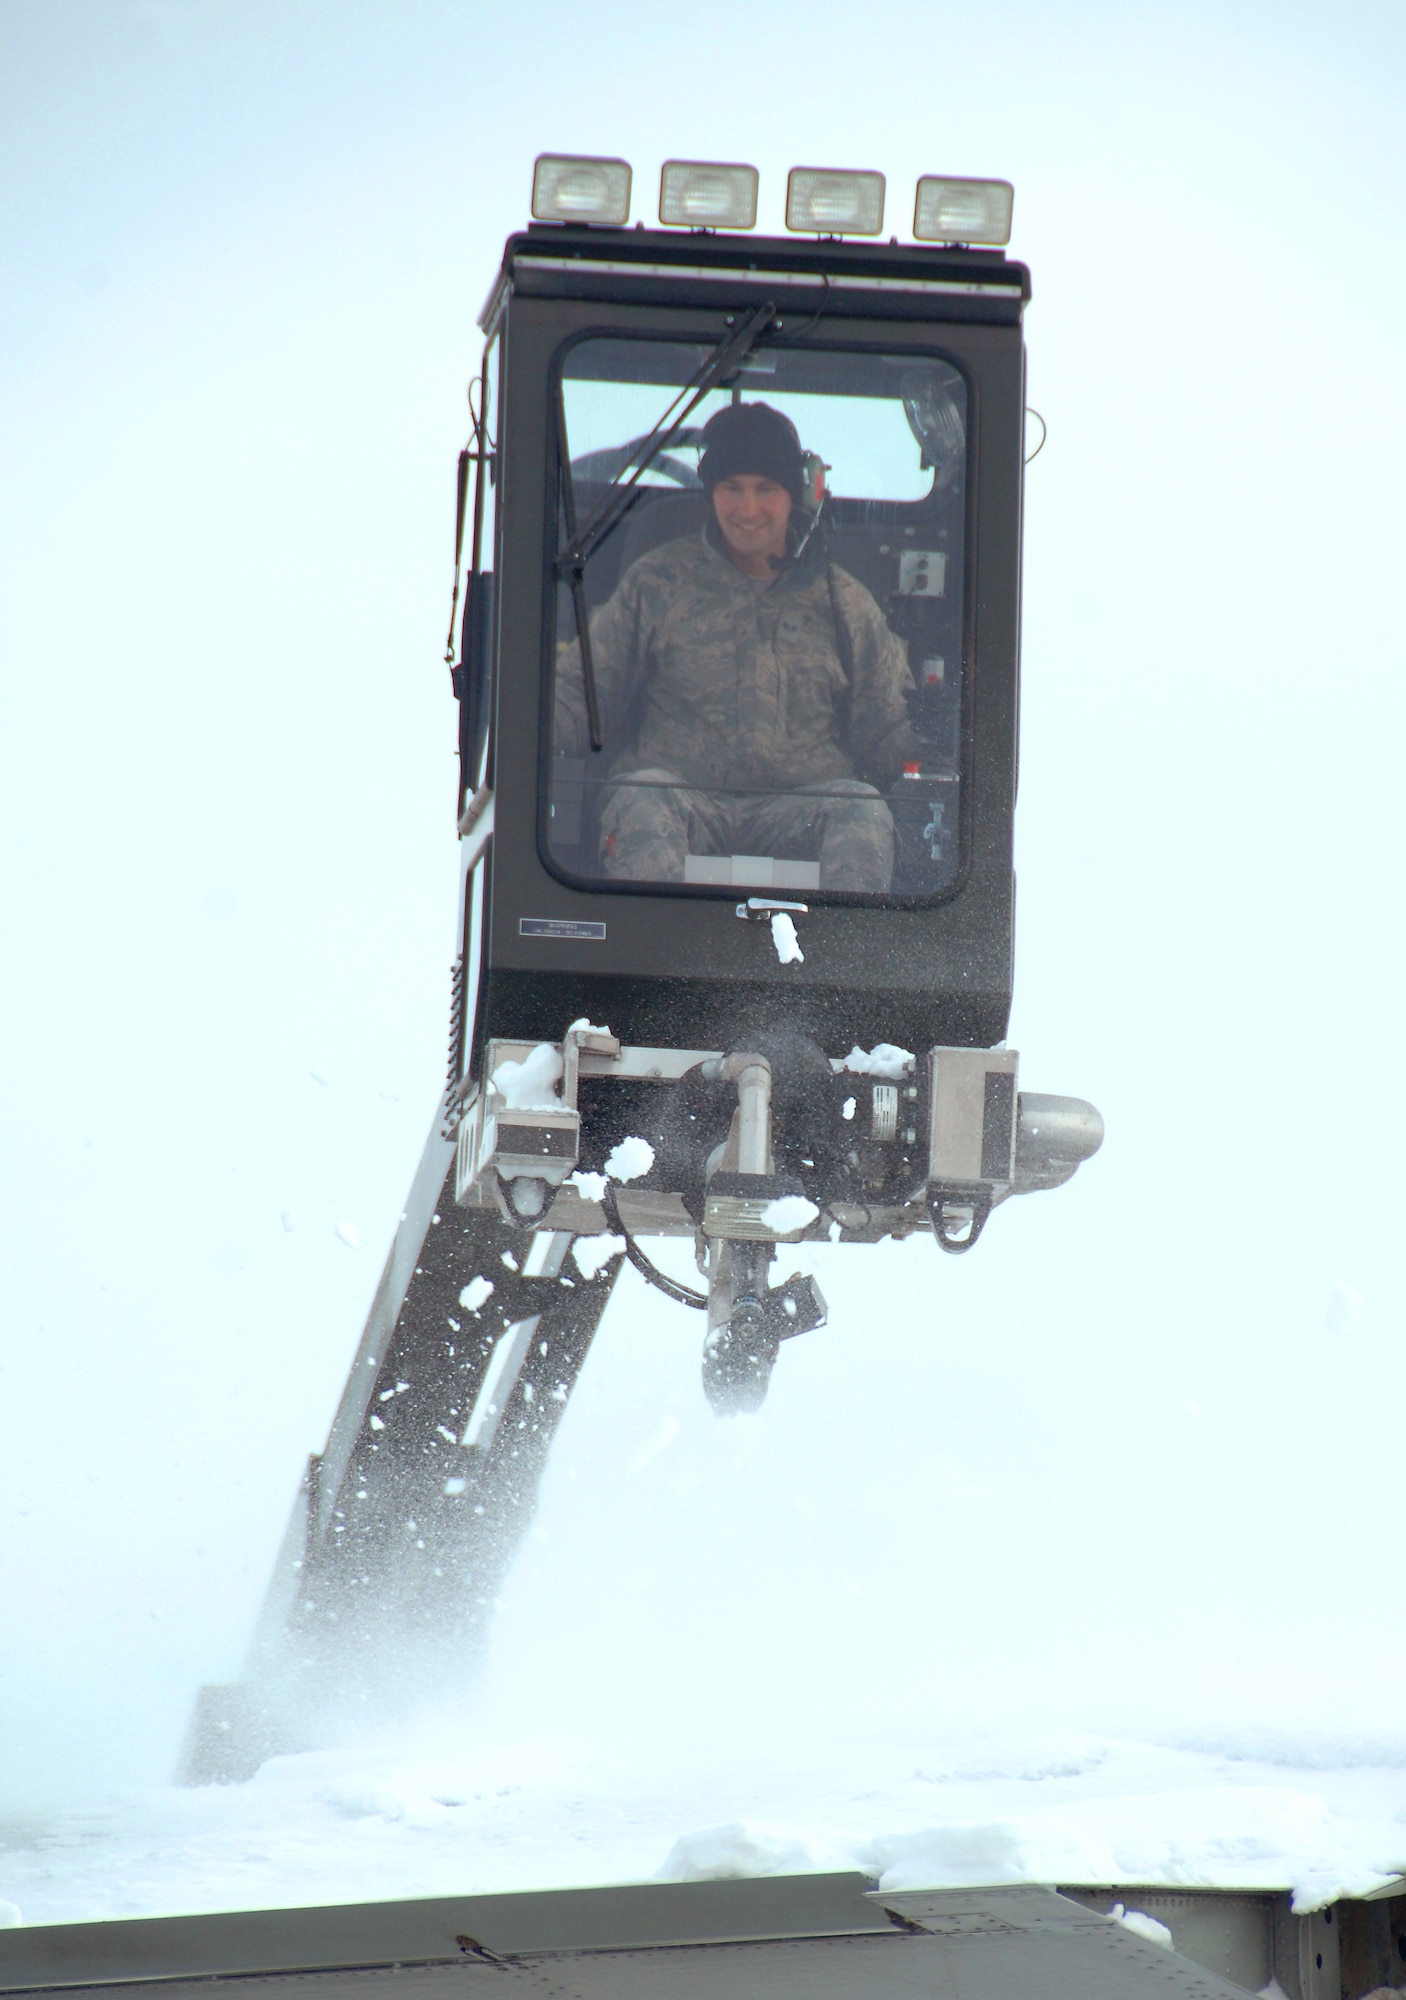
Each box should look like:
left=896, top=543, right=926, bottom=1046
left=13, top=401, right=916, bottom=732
left=555, top=527, right=916, bottom=792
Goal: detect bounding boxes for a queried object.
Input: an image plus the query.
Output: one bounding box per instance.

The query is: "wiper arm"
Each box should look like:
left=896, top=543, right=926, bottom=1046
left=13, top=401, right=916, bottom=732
left=553, top=301, right=778, bottom=752
left=562, top=300, right=777, bottom=573
left=553, top=374, right=606, bottom=751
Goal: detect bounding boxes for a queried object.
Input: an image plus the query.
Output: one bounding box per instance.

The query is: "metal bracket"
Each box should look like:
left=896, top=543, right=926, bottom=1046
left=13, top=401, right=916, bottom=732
left=1296, top=1904, right=1342, bottom=2000
left=927, top=1183, right=995, bottom=1254
left=703, top=1172, right=809, bottom=1242
left=561, top=1020, right=620, bottom=1109
left=924, top=1047, right=1018, bottom=1251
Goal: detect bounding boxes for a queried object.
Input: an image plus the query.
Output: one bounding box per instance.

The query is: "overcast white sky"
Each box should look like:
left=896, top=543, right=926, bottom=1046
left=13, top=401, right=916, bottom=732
left=2, top=0, right=1405, bottom=1843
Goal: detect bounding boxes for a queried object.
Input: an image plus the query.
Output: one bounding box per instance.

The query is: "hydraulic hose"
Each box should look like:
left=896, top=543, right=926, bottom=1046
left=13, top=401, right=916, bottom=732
left=600, top=1182, right=707, bottom=1310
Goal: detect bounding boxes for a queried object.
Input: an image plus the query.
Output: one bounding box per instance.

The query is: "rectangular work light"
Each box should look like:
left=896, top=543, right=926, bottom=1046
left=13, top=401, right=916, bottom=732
left=531, top=154, right=632, bottom=227
left=913, top=176, right=1014, bottom=246
left=659, top=160, right=758, bottom=230
left=785, top=167, right=885, bottom=236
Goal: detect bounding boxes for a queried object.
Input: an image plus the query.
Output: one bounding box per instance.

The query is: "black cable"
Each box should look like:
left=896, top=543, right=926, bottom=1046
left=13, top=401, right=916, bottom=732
left=778, top=273, right=831, bottom=343
left=600, top=1183, right=707, bottom=1310
left=443, top=373, right=488, bottom=674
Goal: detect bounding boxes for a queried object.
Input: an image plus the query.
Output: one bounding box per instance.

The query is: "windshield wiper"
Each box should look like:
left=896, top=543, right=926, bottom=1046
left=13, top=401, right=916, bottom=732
left=554, top=300, right=777, bottom=752
left=553, top=373, right=606, bottom=752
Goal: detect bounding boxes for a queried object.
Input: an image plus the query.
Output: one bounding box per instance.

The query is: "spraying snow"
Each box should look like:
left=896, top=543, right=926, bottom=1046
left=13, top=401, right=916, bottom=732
left=760, top=1195, right=819, bottom=1235
left=490, top=1045, right=563, bottom=1110
left=457, top=1276, right=494, bottom=1312
left=770, top=913, right=804, bottom=964
left=605, top=1137, right=654, bottom=1183
left=567, top=1171, right=609, bottom=1202
left=1326, top=1280, right=1365, bottom=1335
left=625, top=1414, right=681, bottom=1478
left=843, top=1044, right=915, bottom=1078
left=571, top=1234, right=625, bottom=1281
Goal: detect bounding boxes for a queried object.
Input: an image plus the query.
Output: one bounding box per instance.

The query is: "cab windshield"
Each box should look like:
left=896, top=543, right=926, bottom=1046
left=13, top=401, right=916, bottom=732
left=547, top=335, right=968, bottom=900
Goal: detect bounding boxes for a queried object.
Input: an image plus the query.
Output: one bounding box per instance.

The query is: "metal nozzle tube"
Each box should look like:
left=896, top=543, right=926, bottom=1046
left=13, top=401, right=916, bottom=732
left=721, top=1053, right=772, bottom=1175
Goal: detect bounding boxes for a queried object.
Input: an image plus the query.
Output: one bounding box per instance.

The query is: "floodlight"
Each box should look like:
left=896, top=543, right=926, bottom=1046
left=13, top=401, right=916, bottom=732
left=785, top=167, right=885, bottom=236
left=531, top=154, right=632, bottom=226
left=913, top=176, right=1014, bottom=246
left=659, top=160, right=758, bottom=230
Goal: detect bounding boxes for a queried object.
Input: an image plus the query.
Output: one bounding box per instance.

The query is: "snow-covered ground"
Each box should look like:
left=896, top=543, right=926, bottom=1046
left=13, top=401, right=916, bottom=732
left=3, top=1701, right=1404, bottom=1926
left=3, top=1243, right=1405, bottom=1927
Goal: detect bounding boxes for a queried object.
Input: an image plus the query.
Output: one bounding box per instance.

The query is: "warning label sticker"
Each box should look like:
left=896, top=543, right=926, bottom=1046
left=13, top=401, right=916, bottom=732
left=519, top=917, right=607, bottom=941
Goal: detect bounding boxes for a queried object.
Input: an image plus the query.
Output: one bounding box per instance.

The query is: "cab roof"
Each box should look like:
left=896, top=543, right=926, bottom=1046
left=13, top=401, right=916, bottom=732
left=480, top=224, right=1031, bottom=334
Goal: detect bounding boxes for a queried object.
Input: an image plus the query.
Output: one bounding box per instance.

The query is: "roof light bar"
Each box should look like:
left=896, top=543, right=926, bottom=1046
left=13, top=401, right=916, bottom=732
left=785, top=167, right=885, bottom=237
left=531, top=154, right=632, bottom=227
left=659, top=159, right=758, bottom=230
left=913, top=176, right=1014, bottom=246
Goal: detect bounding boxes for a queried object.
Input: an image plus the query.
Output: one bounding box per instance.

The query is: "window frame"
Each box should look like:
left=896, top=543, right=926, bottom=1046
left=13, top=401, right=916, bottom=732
left=536, top=322, right=981, bottom=911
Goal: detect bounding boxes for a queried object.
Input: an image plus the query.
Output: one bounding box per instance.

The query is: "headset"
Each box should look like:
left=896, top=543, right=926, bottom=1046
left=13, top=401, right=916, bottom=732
left=791, top=448, right=831, bottom=561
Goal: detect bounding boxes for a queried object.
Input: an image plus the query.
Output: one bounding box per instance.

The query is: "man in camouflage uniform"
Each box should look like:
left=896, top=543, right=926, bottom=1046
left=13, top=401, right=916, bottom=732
left=555, top=402, right=915, bottom=892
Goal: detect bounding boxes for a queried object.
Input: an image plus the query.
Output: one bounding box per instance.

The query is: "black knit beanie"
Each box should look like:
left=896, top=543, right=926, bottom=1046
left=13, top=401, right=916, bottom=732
left=698, top=402, right=804, bottom=501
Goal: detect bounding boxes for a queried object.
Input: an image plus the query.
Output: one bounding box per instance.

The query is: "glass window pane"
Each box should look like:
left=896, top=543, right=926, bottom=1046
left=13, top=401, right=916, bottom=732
left=548, top=337, right=967, bottom=900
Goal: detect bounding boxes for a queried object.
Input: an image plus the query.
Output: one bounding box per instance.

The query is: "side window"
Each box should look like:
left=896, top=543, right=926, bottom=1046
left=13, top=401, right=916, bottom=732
left=545, top=338, right=967, bottom=902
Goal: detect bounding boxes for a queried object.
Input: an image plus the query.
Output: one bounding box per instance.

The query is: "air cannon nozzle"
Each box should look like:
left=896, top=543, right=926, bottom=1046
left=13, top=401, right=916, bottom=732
left=1013, top=1093, right=1104, bottom=1194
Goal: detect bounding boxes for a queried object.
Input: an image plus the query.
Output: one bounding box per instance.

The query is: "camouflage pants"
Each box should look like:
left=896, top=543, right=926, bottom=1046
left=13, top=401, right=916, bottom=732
left=599, top=767, right=895, bottom=891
